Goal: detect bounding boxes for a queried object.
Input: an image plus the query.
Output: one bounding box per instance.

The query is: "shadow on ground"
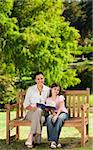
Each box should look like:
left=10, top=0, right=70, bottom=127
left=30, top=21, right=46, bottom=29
left=0, top=137, right=93, bottom=150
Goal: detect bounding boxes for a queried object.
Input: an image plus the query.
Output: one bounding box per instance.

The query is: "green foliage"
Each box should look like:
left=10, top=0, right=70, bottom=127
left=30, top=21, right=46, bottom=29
left=89, top=95, right=93, bottom=107
left=79, top=0, right=92, bottom=39
left=0, top=0, right=28, bottom=78
left=0, top=75, right=16, bottom=105
left=0, top=0, right=82, bottom=106
left=63, top=0, right=92, bottom=91
left=77, top=46, right=93, bottom=55
left=63, top=0, right=86, bottom=32
left=69, top=45, right=93, bottom=92
left=0, top=0, right=14, bottom=16
left=11, top=0, right=80, bottom=88
left=63, top=0, right=92, bottom=43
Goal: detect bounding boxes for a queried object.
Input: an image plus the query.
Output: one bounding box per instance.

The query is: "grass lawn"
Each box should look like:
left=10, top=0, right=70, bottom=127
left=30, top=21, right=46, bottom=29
left=89, top=94, right=93, bottom=107
left=0, top=111, right=93, bottom=150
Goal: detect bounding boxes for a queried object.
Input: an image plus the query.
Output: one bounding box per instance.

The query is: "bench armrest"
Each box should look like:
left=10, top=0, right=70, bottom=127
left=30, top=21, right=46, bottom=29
left=5, top=103, right=18, bottom=110
left=6, top=103, right=20, bottom=124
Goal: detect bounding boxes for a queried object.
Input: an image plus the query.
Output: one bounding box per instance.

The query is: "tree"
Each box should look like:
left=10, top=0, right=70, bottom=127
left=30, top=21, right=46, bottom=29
left=62, top=0, right=92, bottom=91
left=79, top=0, right=92, bottom=40
left=0, top=0, right=28, bottom=79
left=0, top=0, right=81, bottom=89
left=11, top=0, right=81, bottom=88
left=63, top=0, right=92, bottom=42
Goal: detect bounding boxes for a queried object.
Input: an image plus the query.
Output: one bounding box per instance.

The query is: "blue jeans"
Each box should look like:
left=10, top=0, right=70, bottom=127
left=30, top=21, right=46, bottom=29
left=47, top=112, right=69, bottom=143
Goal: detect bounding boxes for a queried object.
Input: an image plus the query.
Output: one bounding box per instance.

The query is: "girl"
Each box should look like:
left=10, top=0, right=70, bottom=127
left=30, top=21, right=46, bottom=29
left=46, top=83, right=69, bottom=149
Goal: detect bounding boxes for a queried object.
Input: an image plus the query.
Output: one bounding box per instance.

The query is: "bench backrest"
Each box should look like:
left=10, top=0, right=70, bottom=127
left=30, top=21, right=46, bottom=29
left=17, top=90, right=26, bottom=118
left=64, top=88, right=90, bottom=118
left=16, top=88, right=90, bottom=118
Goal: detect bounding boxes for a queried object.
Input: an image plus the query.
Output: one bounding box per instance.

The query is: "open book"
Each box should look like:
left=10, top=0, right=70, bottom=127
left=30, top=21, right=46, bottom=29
left=37, top=102, right=56, bottom=110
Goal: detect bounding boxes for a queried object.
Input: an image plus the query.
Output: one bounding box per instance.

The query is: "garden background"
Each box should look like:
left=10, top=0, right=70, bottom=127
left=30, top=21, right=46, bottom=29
left=0, top=0, right=93, bottom=149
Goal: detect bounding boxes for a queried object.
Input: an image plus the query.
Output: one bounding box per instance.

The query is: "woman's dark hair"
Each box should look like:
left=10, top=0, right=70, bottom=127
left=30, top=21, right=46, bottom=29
left=49, top=83, right=61, bottom=97
left=34, top=72, right=44, bottom=79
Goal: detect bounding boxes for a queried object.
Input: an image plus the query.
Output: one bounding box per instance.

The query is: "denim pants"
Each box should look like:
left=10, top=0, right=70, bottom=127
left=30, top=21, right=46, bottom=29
left=47, top=112, right=69, bottom=143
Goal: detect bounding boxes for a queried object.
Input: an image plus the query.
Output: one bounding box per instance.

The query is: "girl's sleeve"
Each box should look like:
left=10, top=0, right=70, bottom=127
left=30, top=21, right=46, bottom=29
left=59, top=95, right=65, bottom=102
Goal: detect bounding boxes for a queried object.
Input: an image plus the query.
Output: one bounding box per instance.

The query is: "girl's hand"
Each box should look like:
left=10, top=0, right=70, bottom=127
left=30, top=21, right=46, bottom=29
left=52, top=114, right=58, bottom=123
left=50, top=109, right=55, bottom=114
left=45, top=108, right=49, bottom=112
left=52, top=112, right=57, bottom=116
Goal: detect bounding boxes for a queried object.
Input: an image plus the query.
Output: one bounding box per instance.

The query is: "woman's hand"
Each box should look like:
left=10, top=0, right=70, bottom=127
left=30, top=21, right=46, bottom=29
left=26, top=105, right=37, bottom=111
left=31, top=106, right=37, bottom=111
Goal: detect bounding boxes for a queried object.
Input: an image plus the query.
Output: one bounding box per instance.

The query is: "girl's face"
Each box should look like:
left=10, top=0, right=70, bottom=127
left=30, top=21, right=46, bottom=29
left=51, top=86, right=60, bottom=96
left=35, top=74, right=44, bottom=86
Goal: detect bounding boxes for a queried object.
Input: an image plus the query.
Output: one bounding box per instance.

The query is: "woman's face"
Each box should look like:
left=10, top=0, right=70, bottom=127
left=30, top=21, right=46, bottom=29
left=35, top=74, right=44, bottom=86
left=51, top=86, right=60, bottom=96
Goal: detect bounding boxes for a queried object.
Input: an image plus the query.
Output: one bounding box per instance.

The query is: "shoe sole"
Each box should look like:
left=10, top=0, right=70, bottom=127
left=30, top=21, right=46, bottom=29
left=27, top=145, right=33, bottom=148
left=50, top=146, right=57, bottom=149
left=50, top=145, right=57, bottom=149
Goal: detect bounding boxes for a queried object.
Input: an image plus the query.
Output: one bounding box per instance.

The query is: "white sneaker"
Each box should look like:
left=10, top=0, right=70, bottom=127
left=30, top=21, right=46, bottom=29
left=57, top=143, right=61, bottom=148
left=25, top=141, right=33, bottom=148
left=27, top=144, right=33, bottom=148
left=50, top=141, right=57, bottom=149
left=25, top=141, right=31, bottom=146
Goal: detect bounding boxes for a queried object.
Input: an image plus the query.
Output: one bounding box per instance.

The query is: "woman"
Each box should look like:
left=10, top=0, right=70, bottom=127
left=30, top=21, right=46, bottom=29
left=46, top=83, right=69, bottom=149
left=23, top=72, right=50, bottom=148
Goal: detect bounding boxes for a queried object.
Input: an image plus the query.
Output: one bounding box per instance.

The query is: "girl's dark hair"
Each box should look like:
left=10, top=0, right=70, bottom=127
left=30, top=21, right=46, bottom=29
left=34, top=72, right=44, bottom=79
left=49, top=83, right=61, bottom=97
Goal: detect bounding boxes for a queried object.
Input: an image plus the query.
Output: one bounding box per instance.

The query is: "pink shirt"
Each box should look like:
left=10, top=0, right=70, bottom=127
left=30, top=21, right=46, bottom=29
left=46, top=95, right=68, bottom=113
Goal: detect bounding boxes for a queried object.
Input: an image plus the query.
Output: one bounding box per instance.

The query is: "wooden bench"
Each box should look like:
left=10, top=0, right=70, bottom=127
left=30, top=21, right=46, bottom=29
left=5, top=88, right=90, bottom=146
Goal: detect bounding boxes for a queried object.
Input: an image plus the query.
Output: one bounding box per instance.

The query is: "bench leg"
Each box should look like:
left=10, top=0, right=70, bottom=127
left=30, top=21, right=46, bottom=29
left=6, top=109, right=10, bottom=144
left=86, top=124, right=89, bottom=140
left=6, top=125, right=10, bottom=144
left=81, top=124, right=85, bottom=146
left=16, top=126, right=19, bottom=140
left=81, top=123, right=89, bottom=146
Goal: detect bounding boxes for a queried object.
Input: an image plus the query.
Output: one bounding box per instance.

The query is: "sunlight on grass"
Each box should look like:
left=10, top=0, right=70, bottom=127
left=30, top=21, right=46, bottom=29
left=89, top=94, right=93, bottom=107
